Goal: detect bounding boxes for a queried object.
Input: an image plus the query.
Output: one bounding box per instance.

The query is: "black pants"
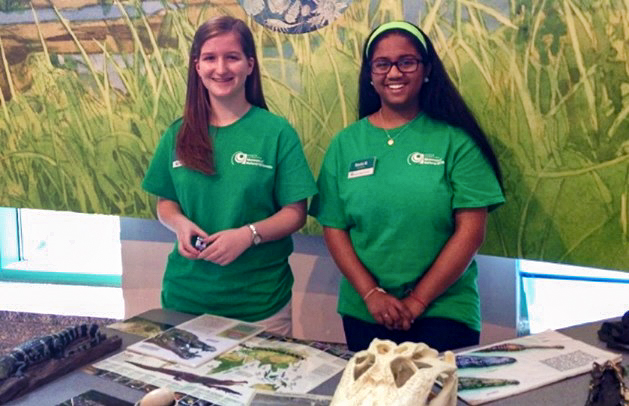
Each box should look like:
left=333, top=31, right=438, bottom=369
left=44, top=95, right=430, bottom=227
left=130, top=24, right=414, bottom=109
left=342, top=315, right=480, bottom=352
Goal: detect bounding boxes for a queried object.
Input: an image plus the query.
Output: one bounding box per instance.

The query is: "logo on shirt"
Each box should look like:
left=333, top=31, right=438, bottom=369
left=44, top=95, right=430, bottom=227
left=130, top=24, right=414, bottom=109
left=231, top=152, right=273, bottom=169
left=407, top=152, right=444, bottom=166
left=172, top=160, right=182, bottom=168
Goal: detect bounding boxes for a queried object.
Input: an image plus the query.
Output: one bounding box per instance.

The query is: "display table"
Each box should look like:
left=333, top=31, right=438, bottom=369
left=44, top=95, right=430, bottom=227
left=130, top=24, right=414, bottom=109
left=2, top=309, right=625, bottom=405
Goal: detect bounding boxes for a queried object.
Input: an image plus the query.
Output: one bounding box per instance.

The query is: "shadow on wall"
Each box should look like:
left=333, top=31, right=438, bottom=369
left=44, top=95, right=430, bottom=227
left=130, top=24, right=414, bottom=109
left=290, top=235, right=344, bottom=343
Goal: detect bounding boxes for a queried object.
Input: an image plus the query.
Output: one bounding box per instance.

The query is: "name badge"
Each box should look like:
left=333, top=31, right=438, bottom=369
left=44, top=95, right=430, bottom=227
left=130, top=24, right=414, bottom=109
left=348, top=157, right=376, bottom=179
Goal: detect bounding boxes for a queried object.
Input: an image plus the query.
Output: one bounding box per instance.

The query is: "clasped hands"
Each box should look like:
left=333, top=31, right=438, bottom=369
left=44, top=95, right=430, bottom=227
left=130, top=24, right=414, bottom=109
left=365, top=289, right=426, bottom=330
left=176, top=222, right=252, bottom=266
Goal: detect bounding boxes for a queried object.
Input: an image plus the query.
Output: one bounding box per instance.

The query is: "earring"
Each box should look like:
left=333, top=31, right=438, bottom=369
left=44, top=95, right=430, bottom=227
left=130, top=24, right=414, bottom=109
left=424, top=77, right=429, bottom=83
left=370, top=80, right=374, bottom=86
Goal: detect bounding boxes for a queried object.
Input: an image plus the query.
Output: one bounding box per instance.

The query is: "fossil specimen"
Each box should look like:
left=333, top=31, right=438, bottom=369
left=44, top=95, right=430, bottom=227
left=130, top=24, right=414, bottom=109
left=330, top=339, right=458, bottom=406
left=584, top=360, right=629, bottom=406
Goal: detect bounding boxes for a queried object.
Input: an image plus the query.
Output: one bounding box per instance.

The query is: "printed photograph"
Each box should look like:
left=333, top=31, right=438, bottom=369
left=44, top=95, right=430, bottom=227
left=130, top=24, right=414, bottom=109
left=108, top=316, right=174, bottom=338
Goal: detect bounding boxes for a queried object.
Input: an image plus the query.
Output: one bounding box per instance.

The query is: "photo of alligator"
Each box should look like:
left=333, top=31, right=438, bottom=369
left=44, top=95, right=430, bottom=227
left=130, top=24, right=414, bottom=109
left=144, top=328, right=216, bottom=360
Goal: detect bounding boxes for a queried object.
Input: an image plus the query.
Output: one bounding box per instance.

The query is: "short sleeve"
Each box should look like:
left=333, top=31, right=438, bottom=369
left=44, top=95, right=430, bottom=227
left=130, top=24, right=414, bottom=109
left=274, top=123, right=317, bottom=206
left=449, top=134, right=505, bottom=212
left=142, top=126, right=178, bottom=202
left=309, top=139, right=349, bottom=229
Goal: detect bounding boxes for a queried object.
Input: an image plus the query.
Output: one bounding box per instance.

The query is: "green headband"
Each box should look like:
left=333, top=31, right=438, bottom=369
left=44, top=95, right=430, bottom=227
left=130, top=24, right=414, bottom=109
left=365, top=21, right=427, bottom=57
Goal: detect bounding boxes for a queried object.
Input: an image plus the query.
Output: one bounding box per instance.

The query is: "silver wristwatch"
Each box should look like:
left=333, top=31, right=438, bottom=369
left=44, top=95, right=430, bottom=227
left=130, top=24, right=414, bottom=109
left=248, top=223, right=262, bottom=245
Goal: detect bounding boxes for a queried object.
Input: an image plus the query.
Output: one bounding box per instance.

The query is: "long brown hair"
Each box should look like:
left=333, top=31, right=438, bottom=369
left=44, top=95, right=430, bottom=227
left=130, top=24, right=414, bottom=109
left=177, top=16, right=267, bottom=175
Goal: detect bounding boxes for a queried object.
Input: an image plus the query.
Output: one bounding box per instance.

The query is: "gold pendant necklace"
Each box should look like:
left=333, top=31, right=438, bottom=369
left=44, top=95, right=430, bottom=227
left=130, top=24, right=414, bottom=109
left=379, top=109, right=414, bottom=146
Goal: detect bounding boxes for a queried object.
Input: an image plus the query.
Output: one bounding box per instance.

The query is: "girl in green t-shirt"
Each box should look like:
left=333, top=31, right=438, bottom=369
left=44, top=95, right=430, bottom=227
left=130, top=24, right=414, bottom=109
left=143, top=16, right=316, bottom=335
left=310, top=21, right=505, bottom=352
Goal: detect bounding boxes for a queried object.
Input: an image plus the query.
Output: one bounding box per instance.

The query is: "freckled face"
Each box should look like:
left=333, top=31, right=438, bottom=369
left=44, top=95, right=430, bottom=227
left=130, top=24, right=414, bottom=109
left=370, top=33, right=427, bottom=112
left=195, top=32, right=254, bottom=103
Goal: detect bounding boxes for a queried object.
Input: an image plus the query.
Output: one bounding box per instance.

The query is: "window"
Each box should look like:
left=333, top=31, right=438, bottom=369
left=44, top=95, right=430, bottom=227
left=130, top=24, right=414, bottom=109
left=0, top=208, right=122, bottom=287
left=519, top=259, right=629, bottom=334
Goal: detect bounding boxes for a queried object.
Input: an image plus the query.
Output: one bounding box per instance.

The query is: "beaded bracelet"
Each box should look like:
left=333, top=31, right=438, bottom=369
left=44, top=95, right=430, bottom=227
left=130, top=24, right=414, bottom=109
left=408, top=292, right=428, bottom=309
left=363, top=287, right=386, bottom=301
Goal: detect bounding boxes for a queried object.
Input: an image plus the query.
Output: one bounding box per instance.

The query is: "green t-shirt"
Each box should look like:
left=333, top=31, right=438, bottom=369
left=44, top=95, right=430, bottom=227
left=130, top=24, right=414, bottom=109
left=309, top=113, right=505, bottom=331
left=142, top=106, right=317, bottom=322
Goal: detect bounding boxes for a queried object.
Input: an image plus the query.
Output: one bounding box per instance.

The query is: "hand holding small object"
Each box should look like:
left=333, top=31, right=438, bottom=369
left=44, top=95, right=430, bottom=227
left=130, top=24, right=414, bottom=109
left=172, top=217, right=207, bottom=259
left=198, top=226, right=255, bottom=266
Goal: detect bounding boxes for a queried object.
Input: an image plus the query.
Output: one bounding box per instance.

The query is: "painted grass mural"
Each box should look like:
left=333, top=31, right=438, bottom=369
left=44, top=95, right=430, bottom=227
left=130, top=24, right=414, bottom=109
left=0, top=0, right=627, bottom=270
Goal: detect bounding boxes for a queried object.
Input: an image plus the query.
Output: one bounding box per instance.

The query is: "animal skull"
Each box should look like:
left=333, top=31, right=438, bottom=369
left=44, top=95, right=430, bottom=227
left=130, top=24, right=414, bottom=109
left=331, top=339, right=458, bottom=406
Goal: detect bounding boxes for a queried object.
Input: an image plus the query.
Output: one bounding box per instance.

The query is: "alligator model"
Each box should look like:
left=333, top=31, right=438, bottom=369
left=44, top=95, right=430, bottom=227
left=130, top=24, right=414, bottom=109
left=145, top=328, right=216, bottom=359
left=0, top=323, right=105, bottom=381
left=125, top=361, right=246, bottom=395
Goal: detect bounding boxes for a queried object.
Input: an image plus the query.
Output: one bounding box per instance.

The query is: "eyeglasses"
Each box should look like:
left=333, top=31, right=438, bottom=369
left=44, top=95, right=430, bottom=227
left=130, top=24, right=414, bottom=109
left=370, top=57, right=423, bottom=74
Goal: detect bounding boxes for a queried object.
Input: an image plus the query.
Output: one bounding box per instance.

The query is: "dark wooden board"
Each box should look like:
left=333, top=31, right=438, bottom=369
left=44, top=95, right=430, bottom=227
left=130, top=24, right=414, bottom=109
left=0, top=335, right=122, bottom=404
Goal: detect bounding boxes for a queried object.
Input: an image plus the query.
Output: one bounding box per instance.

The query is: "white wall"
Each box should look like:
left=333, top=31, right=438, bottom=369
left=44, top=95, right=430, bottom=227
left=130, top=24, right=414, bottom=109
left=120, top=239, right=170, bottom=319
left=120, top=218, right=518, bottom=344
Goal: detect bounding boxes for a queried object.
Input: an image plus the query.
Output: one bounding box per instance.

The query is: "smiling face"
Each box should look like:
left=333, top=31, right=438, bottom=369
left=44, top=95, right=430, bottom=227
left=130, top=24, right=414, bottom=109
left=195, top=31, right=254, bottom=105
left=369, top=33, right=428, bottom=114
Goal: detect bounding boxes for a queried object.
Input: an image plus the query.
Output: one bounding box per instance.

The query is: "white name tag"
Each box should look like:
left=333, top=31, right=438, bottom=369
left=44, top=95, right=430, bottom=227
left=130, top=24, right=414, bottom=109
left=348, top=157, right=376, bottom=179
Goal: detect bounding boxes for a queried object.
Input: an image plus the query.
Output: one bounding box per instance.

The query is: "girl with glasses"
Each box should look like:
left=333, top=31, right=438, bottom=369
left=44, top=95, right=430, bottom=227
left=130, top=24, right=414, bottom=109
left=142, top=16, right=316, bottom=335
left=310, top=21, right=505, bottom=351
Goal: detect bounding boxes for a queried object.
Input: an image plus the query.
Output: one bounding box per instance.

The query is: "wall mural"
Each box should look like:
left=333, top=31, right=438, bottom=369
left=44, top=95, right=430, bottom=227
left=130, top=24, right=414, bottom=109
left=0, top=0, right=627, bottom=271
